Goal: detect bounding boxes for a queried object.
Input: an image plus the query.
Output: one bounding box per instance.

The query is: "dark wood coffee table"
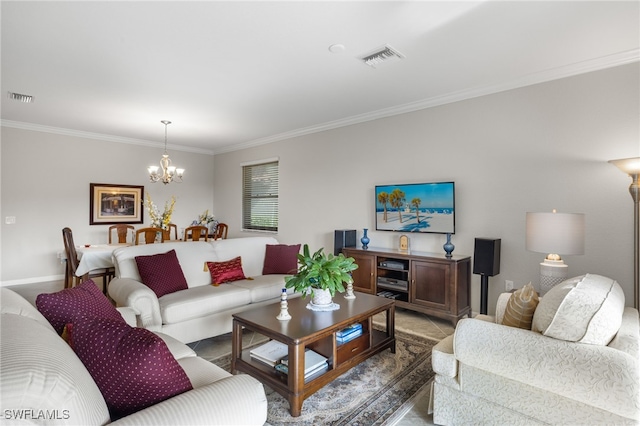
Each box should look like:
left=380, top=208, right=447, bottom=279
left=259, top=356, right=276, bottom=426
left=231, top=291, right=395, bottom=417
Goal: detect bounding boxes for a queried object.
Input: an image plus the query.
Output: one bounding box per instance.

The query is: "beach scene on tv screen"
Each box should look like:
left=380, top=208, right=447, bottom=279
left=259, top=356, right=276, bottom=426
left=375, top=183, right=455, bottom=233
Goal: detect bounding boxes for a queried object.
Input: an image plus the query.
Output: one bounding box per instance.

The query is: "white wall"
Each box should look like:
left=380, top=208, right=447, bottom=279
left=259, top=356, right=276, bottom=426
left=0, top=128, right=215, bottom=284
left=2, top=64, right=637, bottom=313
left=213, top=63, right=640, bottom=313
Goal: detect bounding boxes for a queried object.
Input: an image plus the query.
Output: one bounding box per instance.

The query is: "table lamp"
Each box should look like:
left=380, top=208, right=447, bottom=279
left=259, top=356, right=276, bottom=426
left=526, top=210, right=585, bottom=294
left=608, top=157, right=640, bottom=309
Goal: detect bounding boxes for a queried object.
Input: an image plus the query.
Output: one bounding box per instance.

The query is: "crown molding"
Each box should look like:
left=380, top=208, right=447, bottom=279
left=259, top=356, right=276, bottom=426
left=0, top=120, right=215, bottom=155
left=214, top=49, right=640, bottom=154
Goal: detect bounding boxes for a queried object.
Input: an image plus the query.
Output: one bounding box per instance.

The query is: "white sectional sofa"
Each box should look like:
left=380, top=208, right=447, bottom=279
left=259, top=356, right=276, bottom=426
left=109, top=237, right=299, bottom=343
left=431, top=274, right=640, bottom=425
left=0, top=288, right=268, bottom=425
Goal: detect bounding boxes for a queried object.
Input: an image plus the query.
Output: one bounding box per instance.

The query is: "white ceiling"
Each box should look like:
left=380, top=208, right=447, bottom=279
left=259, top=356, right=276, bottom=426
left=1, top=1, right=638, bottom=154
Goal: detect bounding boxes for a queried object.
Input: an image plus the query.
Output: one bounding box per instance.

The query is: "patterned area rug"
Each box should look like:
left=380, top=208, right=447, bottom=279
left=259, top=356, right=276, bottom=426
left=211, top=329, right=438, bottom=425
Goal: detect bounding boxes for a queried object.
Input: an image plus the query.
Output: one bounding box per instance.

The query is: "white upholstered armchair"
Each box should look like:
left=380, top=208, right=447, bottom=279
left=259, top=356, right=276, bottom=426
left=430, top=274, right=639, bottom=425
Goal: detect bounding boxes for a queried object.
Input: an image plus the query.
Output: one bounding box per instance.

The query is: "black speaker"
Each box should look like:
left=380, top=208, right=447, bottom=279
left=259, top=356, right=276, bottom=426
left=473, top=238, right=501, bottom=277
left=334, top=230, right=356, bottom=255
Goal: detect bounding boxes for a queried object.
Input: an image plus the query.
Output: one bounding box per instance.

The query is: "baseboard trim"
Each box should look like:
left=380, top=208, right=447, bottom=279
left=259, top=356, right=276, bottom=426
left=1, top=275, right=65, bottom=287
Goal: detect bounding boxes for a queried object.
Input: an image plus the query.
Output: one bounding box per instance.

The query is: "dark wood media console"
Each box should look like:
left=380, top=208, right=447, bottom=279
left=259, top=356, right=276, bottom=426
left=343, top=247, right=471, bottom=325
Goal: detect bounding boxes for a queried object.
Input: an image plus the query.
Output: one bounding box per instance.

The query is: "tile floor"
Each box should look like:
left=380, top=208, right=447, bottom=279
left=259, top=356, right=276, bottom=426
left=8, top=280, right=454, bottom=425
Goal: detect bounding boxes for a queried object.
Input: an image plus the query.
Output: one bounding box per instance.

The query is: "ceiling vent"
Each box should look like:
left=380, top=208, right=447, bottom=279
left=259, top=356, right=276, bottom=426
left=7, top=92, right=34, bottom=103
left=360, top=45, right=405, bottom=68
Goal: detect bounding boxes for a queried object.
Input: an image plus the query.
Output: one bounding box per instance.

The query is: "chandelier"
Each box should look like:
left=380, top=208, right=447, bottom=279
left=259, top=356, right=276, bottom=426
left=148, top=120, right=184, bottom=184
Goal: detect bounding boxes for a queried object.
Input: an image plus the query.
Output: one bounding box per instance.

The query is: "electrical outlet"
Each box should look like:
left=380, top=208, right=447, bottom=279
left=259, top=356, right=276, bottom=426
left=5, top=216, right=16, bottom=224
left=505, top=280, right=514, bottom=291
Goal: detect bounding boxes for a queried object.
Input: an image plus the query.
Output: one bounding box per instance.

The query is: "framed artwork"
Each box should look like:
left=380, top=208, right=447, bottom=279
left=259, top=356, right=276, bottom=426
left=90, top=183, right=144, bottom=225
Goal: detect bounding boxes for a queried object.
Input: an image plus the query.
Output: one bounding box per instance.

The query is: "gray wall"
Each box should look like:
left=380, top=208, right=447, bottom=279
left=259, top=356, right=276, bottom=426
left=213, top=63, right=640, bottom=313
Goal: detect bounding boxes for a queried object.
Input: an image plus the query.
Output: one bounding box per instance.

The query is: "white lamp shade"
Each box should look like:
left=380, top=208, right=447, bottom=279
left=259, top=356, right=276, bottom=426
left=526, top=212, right=585, bottom=255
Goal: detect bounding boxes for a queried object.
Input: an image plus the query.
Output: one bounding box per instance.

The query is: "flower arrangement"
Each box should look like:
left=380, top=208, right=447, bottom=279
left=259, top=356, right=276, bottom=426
left=196, top=209, right=216, bottom=226
left=145, top=194, right=176, bottom=230
left=193, top=209, right=218, bottom=234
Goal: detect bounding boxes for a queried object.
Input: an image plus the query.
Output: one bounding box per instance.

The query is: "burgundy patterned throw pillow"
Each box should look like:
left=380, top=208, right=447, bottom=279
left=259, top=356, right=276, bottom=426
left=206, top=256, right=246, bottom=286
left=262, top=244, right=301, bottom=275
left=135, top=249, right=188, bottom=298
left=68, top=317, right=193, bottom=420
left=35, top=279, right=125, bottom=335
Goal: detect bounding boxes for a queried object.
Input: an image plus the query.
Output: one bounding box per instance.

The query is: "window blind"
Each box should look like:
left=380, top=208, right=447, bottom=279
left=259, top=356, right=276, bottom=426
left=242, top=160, right=278, bottom=232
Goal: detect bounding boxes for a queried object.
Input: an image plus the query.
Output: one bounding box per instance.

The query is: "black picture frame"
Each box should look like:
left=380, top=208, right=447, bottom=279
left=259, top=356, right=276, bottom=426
left=90, top=183, right=144, bottom=225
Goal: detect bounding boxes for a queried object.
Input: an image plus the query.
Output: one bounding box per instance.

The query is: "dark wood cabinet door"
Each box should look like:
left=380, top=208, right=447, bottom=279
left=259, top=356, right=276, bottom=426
left=344, top=250, right=376, bottom=294
left=411, top=260, right=451, bottom=311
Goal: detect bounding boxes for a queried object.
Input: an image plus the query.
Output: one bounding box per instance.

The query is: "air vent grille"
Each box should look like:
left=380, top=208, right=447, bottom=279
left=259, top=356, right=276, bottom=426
left=7, top=92, right=34, bottom=103
left=360, top=45, right=405, bottom=68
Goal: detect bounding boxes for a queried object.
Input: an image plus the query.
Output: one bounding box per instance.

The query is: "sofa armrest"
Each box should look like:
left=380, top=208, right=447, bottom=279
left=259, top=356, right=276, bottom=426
left=116, top=307, right=137, bottom=327
left=453, top=318, right=639, bottom=420
left=108, top=277, right=162, bottom=332
left=110, top=375, right=267, bottom=425
left=609, top=307, right=640, bottom=359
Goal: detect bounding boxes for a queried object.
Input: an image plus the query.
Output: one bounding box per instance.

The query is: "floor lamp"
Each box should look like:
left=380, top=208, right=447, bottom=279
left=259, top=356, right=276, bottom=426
left=525, top=210, right=585, bottom=295
left=609, top=157, right=640, bottom=310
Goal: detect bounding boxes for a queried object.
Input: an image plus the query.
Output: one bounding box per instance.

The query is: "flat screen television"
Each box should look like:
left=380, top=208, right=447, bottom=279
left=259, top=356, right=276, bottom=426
left=375, top=182, right=455, bottom=234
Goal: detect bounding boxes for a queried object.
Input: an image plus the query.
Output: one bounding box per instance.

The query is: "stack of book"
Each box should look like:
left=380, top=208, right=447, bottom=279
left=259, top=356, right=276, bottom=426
left=275, top=349, right=328, bottom=382
left=336, top=323, right=363, bottom=344
left=249, top=340, right=289, bottom=367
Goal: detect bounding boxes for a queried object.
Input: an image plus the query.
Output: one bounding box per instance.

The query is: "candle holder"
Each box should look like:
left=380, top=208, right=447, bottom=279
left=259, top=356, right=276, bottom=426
left=276, top=288, right=291, bottom=320
left=344, top=278, right=356, bottom=299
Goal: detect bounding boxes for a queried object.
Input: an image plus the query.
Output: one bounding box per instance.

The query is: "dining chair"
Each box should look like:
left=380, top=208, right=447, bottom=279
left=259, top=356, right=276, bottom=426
left=167, top=223, right=179, bottom=241
left=134, top=227, right=164, bottom=245
left=108, top=224, right=135, bottom=244
left=213, top=223, right=229, bottom=240
left=183, top=225, right=209, bottom=242
left=62, top=227, right=114, bottom=292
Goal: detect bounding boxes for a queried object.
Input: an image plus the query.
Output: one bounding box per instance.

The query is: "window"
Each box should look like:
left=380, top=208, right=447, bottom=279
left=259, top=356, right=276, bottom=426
left=242, top=159, right=278, bottom=232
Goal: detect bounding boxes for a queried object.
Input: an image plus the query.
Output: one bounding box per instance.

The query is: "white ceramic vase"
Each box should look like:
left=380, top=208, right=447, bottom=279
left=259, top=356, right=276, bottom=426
left=311, top=288, right=333, bottom=306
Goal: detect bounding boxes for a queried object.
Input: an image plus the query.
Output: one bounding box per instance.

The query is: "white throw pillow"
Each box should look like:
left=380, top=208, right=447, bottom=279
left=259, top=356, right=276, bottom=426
left=532, top=274, right=625, bottom=345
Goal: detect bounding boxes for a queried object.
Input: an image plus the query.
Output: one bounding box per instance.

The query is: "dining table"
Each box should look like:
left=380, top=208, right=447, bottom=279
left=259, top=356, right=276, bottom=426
left=75, top=244, right=130, bottom=277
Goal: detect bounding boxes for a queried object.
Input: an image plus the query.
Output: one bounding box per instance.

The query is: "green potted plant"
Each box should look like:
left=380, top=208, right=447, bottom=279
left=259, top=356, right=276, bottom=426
left=285, top=244, right=358, bottom=306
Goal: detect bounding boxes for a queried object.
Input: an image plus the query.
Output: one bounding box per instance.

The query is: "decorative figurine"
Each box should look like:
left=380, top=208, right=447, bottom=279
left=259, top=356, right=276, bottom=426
left=399, top=234, right=409, bottom=252
left=276, top=288, right=291, bottom=320
left=344, top=276, right=356, bottom=300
